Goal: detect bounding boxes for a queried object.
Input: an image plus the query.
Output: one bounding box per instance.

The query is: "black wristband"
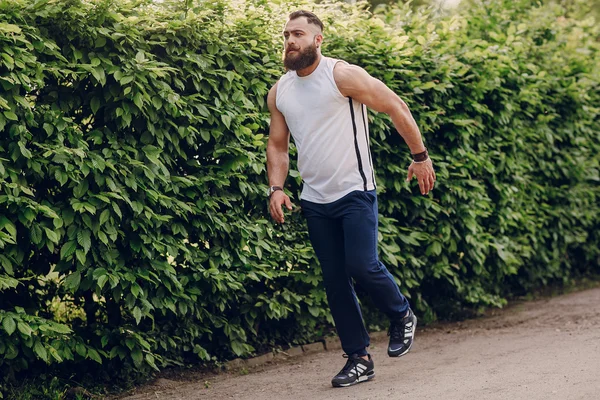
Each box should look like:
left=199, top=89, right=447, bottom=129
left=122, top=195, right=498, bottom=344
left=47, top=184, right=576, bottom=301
left=412, top=148, right=429, bottom=162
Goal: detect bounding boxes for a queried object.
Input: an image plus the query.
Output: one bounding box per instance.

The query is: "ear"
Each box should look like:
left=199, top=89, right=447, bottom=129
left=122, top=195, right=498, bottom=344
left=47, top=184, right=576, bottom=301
left=315, top=33, right=323, bottom=48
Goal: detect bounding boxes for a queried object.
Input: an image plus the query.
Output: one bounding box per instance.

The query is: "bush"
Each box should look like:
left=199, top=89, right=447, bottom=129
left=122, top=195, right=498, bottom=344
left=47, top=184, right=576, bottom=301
left=0, top=0, right=598, bottom=392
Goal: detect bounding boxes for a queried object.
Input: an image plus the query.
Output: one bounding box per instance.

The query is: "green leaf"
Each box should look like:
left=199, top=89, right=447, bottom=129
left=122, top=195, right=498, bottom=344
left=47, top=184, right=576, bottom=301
left=131, top=348, right=143, bottom=366
left=0, top=217, right=16, bottom=237
left=90, top=97, right=101, bottom=114
left=97, top=275, right=108, bottom=290
left=77, top=230, right=92, bottom=253
left=55, top=169, right=68, bottom=186
left=146, top=353, right=160, bottom=371
left=72, top=47, right=82, bottom=60
left=17, top=321, right=32, bottom=337
left=93, top=268, right=107, bottom=280
left=120, top=75, right=134, bottom=85
left=112, top=202, right=122, bottom=219
left=143, top=145, right=162, bottom=165
left=98, top=231, right=109, bottom=245
left=76, top=249, right=86, bottom=265
left=88, top=348, right=102, bottom=364
left=3, top=111, right=17, bottom=121
left=37, top=205, right=59, bottom=219
left=81, top=214, right=93, bottom=229
left=200, top=129, right=210, bottom=142
left=0, top=254, right=13, bottom=275
left=83, top=203, right=97, bottom=214
left=135, top=51, right=145, bottom=63
left=46, top=322, right=72, bottom=334
left=73, top=179, right=89, bottom=198
left=48, top=346, right=64, bottom=362
left=2, top=315, right=16, bottom=335
left=221, top=114, right=232, bottom=129
left=419, top=81, right=436, bottom=90
left=34, top=341, right=48, bottom=363
left=0, top=23, right=21, bottom=34
left=53, top=218, right=63, bottom=229
left=91, top=66, right=106, bottom=84
left=125, top=338, right=135, bottom=350
left=60, top=240, right=78, bottom=259
left=17, top=141, right=32, bottom=159
left=76, top=343, right=87, bottom=357
left=95, top=36, right=106, bottom=48
left=5, top=342, right=18, bottom=360
left=43, top=123, right=54, bottom=135
left=99, top=209, right=110, bottom=225
left=133, top=93, right=144, bottom=110
left=131, top=283, right=141, bottom=298
left=1, top=53, right=14, bottom=70
left=44, top=227, right=59, bottom=244
left=230, top=340, right=245, bottom=356
left=65, top=271, right=81, bottom=291
left=133, top=306, right=142, bottom=325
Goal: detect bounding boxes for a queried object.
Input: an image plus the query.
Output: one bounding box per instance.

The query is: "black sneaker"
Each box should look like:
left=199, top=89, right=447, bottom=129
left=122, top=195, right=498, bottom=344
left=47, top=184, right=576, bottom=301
left=387, top=308, right=417, bottom=357
left=331, top=353, right=375, bottom=387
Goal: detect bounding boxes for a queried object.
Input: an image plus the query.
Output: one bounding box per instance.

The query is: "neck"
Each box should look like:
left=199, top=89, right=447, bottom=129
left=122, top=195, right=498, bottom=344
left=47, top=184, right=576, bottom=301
left=296, top=54, right=322, bottom=77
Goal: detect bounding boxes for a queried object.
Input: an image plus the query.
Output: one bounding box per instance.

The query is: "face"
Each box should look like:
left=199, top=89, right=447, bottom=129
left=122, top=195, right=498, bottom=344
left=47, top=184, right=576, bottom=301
left=283, top=17, right=322, bottom=71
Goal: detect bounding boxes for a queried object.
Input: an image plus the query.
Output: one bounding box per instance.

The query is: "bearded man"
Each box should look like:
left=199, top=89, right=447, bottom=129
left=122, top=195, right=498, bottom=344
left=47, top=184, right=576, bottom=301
left=266, top=10, right=436, bottom=387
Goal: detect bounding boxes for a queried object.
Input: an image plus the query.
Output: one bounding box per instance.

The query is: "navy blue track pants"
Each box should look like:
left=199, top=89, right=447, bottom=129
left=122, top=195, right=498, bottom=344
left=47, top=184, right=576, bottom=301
left=301, top=189, right=409, bottom=356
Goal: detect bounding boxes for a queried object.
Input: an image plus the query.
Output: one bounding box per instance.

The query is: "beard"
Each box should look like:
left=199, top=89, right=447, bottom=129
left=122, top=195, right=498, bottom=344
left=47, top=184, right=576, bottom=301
left=283, top=42, right=318, bottom=71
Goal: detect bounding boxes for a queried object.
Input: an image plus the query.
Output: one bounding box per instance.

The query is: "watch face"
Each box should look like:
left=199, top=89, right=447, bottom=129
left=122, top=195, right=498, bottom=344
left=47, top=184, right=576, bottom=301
left=267, top=187, right=272, bottom=197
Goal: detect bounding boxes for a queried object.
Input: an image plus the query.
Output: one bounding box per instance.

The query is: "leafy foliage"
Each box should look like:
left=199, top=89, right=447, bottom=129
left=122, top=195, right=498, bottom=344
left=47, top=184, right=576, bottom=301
left=0, top=0, right=598, bottom=391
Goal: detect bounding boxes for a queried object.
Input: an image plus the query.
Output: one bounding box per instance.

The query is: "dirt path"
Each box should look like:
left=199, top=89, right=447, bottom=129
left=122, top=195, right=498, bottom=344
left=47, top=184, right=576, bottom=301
left=120, top=287, right=600, bottom=400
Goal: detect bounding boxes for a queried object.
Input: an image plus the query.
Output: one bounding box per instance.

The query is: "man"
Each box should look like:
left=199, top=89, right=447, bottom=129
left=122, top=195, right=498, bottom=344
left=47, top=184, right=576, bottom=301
left=266, top=10, right=436, bottom=387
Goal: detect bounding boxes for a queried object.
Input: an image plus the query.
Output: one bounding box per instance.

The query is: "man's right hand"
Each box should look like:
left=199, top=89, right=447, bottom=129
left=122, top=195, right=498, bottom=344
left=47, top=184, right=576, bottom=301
left=269, top=190, right=293, bottom=224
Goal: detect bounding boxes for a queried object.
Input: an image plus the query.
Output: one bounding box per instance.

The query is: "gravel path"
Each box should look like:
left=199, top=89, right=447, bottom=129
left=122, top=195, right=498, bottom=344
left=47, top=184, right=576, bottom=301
left=119, top=287, right=600, bottom=400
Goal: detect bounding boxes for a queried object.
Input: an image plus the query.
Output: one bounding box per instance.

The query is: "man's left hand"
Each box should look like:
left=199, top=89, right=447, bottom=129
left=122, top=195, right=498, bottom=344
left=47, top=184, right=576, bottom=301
left=406, top=159, right=436, bottom=195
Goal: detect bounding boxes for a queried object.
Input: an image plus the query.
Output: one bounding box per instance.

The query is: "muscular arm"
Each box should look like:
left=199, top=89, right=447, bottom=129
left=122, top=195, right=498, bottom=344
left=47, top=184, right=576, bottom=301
left=266, top=83, right=290, bottom=188
left=334, top=63, right=425, bottom=154
left=266, top=82, right=293, bottom=223
left=333, top=63, right=436, bottom=195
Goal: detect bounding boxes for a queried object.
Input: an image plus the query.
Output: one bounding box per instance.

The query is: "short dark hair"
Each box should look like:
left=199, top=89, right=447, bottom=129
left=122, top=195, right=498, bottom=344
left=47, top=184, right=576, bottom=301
left=288, top=10, right=324, bottom=32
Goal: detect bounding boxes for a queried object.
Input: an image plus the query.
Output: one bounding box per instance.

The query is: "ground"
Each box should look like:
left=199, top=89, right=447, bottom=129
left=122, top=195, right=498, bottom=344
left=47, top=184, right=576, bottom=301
left=116, top=286, right=600, bottom=400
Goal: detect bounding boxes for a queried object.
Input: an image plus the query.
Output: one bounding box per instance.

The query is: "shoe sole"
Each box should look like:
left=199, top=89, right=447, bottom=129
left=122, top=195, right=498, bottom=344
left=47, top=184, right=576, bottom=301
left=387, top=314, right=417, bottom=357
left=332, top=371, right=375, bottom=387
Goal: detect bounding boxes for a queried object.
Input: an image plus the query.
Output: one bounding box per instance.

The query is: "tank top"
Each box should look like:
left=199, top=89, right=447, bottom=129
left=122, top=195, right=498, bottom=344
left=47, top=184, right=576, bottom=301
left=275, top=56, right=376, bottom=204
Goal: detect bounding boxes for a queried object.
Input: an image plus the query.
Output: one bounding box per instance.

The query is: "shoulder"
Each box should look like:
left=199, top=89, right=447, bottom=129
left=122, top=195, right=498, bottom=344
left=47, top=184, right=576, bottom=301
left=268, top=81, right=279, bottom=97
left=333, top=62, right=369, bottom=84
left=333, top=62, right=373, bottom=97
left=267, top=81, right=279, bottom=111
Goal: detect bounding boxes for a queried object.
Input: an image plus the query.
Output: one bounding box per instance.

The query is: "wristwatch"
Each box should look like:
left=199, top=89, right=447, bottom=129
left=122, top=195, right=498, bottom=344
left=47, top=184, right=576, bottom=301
left=267, top=185, right=283, bottom=198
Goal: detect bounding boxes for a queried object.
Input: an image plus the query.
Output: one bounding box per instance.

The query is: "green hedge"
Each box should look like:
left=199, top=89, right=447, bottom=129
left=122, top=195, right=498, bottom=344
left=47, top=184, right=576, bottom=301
left=0, top=0, right=598, bottom=389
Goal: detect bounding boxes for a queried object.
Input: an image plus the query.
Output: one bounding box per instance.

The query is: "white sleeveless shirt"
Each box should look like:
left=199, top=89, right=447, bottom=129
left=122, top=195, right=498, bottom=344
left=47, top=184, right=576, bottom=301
left=275, top=56, right=376, bottom=204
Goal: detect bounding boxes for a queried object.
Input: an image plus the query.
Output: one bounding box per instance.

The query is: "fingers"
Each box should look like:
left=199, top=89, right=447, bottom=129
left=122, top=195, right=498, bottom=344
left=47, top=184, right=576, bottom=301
left=284, top=196, right=293, bottom=211
left=411, top=161, right=436, bottom=195
left=406, top=165, right=414, bottom=182
left=269, top=192, right=292, bottom=224
left=270, top=200, right=284, bottom=223
left=423, top=169, right=437, bottom=195
left=418, top=177, right=426, bottom=195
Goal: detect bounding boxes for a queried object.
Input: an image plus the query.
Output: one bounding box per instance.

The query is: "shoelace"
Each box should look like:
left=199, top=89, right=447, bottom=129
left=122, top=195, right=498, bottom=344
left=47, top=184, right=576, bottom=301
left=339, top=354, right=362, bottom=375
left=388, top=314, right=410, bottom=341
